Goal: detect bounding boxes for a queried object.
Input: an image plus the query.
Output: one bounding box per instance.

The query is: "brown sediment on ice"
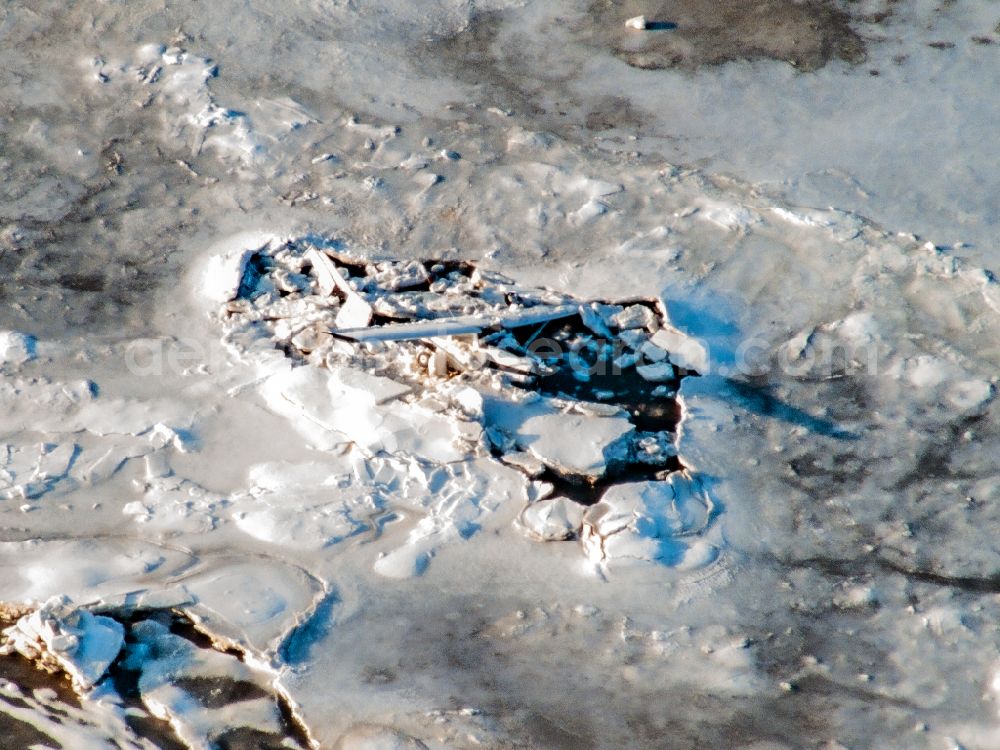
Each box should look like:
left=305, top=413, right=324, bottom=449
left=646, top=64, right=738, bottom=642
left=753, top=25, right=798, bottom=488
left=585, top=0, right=867, bottom=72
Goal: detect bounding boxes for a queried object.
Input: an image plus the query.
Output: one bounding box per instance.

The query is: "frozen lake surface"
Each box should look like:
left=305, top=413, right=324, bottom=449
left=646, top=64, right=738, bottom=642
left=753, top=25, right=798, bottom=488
left=1, top=1, right=999, bottom=748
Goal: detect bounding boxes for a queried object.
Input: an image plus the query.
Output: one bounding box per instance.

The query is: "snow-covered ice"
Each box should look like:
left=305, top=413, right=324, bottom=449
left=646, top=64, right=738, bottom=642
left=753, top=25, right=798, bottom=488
left=2, top=2, right=1000, bottom=747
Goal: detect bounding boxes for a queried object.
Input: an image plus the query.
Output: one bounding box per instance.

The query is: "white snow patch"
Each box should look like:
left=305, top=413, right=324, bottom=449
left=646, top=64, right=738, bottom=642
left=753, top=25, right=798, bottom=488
left=0, top=330, right=36, bottom=366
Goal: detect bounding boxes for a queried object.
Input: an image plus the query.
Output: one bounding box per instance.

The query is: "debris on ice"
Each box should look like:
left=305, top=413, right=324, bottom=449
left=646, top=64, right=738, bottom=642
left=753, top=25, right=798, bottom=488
left=214, top=238, right=708, bottom=568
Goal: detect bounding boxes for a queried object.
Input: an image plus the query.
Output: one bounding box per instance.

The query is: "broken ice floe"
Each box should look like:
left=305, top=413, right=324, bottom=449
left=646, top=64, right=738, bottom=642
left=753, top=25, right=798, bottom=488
left=214, top=237, right=719, bottom=572
left=1, top=599, right=311, bottom=750
left=1, top=596, right=123, bottom=691
left=118, top=616, right=308, bottom=749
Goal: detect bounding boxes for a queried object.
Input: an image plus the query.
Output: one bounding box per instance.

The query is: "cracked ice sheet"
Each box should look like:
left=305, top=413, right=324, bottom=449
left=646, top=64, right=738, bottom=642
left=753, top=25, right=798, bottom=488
left=3, top=10, right=1000, bottom=746
left=0, top=441, right=77, bottom=501
left=0, top=198, right=994, bottom=750
left=179, top=559, right=325, bottom=655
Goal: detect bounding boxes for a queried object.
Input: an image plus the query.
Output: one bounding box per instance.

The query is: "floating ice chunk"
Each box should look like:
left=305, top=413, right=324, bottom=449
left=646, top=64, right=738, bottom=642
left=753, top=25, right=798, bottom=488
left=625, top=15, right=648, bottom=30
left=610, top=304, right=656, bottom=331
left=650, top=327, right=709, bottom=373
left=640, top=340, right=669, bottom=362
left=369, top=260, right=430, bottom=291
left=148, top=422, right=193, bottom=452
left=306, top=247, right=349, bottom=297
left=336, top=293, right=374, bottom=328
left=582, top=473, right=714, bottom=568
left=450, top=385, right=485, bottom=417
left=0, top=331, right=36, bottom=366
left=579, top=303, right=614, bottom=338
left=485, top=395, right=634, bottom=480
left=303, top=248, right=373, bottom=327
left=501, top=450, right=546, bottom=477
left=200, top=235, right=277, bottom=305
left=636, top=361, right=674, bottom=382
left=1, top=596, right=124, bottom=691
left=518, top=497, right=584, bottom=541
